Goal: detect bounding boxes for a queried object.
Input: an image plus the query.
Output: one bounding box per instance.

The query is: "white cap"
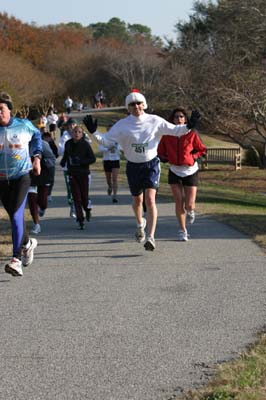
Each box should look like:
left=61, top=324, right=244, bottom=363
left=125, top=89, right=148, bottom=109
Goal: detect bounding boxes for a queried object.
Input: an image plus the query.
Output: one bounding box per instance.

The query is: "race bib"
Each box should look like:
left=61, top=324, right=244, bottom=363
left=132, top=143, right=148, bottom=153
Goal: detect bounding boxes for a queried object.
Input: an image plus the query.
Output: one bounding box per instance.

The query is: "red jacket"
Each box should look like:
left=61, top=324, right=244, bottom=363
left=157, top=130, right=206, bottom=166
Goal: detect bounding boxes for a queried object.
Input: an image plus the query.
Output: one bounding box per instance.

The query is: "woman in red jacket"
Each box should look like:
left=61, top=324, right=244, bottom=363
left=158, top=107, right=206, bottom=241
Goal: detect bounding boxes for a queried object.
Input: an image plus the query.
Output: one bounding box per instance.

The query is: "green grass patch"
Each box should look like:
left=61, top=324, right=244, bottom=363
left=197, top=183, right=266, bottom=208
left=181, top=334, right=266, bottom=400
left=199, top=134, right=239, bottom=148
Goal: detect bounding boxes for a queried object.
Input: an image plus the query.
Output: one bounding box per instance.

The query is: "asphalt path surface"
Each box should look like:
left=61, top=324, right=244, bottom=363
left=0, top=165, right=265, bottom=400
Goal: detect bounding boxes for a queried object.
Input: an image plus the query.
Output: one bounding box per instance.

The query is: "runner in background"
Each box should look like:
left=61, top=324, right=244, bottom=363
left=60, top=125, right=96, bottom=229
left=98, top=123, right=121, bottom=203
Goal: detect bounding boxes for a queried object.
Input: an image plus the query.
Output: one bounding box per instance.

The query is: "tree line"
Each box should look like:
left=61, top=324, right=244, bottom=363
left=1, top=0, right=266, bottom=167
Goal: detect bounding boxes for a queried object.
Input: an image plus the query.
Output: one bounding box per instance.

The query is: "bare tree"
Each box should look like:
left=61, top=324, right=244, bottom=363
left=0, top=50, right=61, bottom=111
left=172, top=0, right=266, bottom=167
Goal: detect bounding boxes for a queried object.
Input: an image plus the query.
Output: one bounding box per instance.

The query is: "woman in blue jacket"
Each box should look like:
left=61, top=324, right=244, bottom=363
left=0, top=92, right=42, bottom=277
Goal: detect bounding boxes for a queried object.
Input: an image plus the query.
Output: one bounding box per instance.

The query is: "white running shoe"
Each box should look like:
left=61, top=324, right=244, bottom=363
left=135, top=218, right=146, bottom=243
left=21, top=238, right=38, bottom=267
left=177, top=229, right=189, bottom=241
left=144, top=236, right=156, bottom=251
left=5, top=258, right=23, bottom=276
left=31, top=223, right=41, bottom=234
left=187, top=210, right=195, bottom=224
left=70, top=204, right=76, bottom=219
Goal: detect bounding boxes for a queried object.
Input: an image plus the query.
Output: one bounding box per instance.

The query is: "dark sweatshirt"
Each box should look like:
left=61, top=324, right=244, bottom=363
left=60, top=136, right=96, bottom=175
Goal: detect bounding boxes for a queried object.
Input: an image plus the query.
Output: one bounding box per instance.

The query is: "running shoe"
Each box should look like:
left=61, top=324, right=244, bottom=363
left=78, top=221, right=84, bottom=230
left=38, top=208, right=45, bottom=217
left=31, top=223, right=41, bottom=234
left=144, top=236, right=156, bottom=251
left=70, top=204, right=76, bottom=219
left=5, top=258, right=23, bottom=276
left=177, top=229, right=189, bottom=241
left=86, top=208, right=91, bottom=221
left=21, top=238, right=38, bottom=266
left=187, top=210, right=195, bottom=224
left=135, top=218, right=146, bottom=243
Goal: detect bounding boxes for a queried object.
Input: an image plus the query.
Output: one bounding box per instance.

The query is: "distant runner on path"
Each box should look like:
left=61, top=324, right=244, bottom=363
left=64, top=95, right=73, bottom=114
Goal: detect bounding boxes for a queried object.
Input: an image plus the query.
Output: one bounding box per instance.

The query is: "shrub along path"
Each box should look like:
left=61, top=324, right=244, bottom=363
left=0, top=166, right=265, bottom=400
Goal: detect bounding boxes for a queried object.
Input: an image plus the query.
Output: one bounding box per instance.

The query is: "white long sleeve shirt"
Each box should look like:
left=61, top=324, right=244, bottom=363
left=58, top=130, right=71, bottom=156
left=58, top=130, right=72, bottom=171
left=93, top=112, right=188, bottom=163
left=47, top=113, right=59, bottom=125
left=98, top=143, right=121, bottom=161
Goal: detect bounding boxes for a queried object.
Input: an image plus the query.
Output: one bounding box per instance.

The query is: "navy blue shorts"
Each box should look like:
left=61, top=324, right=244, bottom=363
left=126, top=157, right=160, bottom=196
left=168, top=169, right=199, bottom=186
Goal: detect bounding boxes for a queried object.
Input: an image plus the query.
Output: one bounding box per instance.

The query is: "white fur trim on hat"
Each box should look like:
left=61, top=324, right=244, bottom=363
left=125, top=90, right=147, bottom=109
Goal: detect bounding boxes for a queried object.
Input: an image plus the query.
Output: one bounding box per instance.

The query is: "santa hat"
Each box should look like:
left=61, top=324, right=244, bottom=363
left=125, top=89, right=147, bottom=109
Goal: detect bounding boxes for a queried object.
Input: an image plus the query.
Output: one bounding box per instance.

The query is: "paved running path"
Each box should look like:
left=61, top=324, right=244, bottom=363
left=0, top=165, right=265, bottom=400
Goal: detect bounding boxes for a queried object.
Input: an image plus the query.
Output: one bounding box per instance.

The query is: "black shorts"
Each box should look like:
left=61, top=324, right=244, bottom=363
left=49, top=123, right=56, bottom=132
left=168, top=169, right=199, bottom=187
left=103, top=160, right=120, bottom=172
left=126, top=157, right=160, bottom=196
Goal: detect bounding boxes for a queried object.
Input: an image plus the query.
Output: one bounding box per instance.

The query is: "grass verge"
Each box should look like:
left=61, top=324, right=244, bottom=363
left=179, top=332, right=266, bottom=400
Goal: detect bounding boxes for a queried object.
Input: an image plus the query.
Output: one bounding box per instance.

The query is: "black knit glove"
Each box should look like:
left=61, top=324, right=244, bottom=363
left=83, top=115, right=98, bottom=134
left=187, top=110, right=201, bottom=129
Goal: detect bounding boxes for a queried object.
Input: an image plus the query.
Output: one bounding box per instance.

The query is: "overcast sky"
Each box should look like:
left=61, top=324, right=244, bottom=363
left=0, top=0, right=196, bottom=40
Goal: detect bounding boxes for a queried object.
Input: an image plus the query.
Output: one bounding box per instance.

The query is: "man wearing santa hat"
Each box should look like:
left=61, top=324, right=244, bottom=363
left=83, top=89, right=200, bottom=251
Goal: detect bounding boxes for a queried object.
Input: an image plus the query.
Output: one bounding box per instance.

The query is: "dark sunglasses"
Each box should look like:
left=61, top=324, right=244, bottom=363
left=129, top=102, right=142, bottom=106
left=174, top=114, right=185, bottom=119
